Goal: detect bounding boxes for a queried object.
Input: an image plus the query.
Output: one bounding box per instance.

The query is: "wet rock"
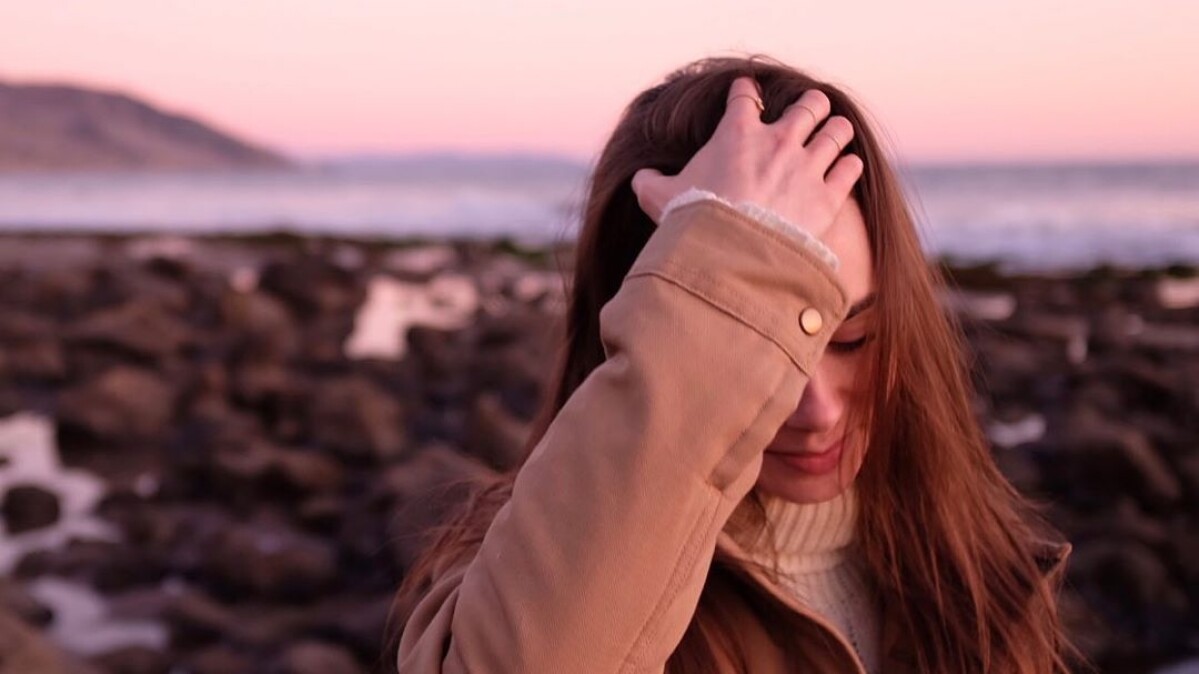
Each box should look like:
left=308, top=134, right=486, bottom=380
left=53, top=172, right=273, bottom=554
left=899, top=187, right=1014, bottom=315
left=0, top=578, right=52, bottom=626
left=468, top=305, right=556, bottom=415
left=2, top=340, right=68, bottom=381
left=57, top=366, right=176, bottom=441
left=212, top=441, right=345, bottom=497
left=0, top=311, right=57, bottom=342
left=406, top=325, right=467, bottom=382
left=258, top=254, right=362, bottom=320
left=69, top=302, right=192, bottom=361
left=273, top=640, right=362, bottom=674
left=0, top=608, right=84, bottom=674
left=304, top=595, right=394, bottom=659
left=1053, top=406, right=1182, bottom=510
left=166, top=591, right=241, bottom=649
left=18, top=267, right=96, bottom=317
left=2, top=483, right=61, bottom=534
left=382, top=444, right=496, bottom=569
left=307, top=377, right=407, bottom=463
left=201, top=522, right=337, bottom=600
left=89, top=645, right=170, bottom=674
left=269, top=449, right=345, bottom=495
left=180, top=643, right=256, bottom=674
left=296, top=495, right=345, bottom=532
left=465, top=393, right=529, bottom=471
left=218, top=288, right=300, bottom=360
left=0, top=312, right=67, bottom=380
left=993, top=448, right=1042, bottom=493
left=1069, top=538, right=1190, bottom=654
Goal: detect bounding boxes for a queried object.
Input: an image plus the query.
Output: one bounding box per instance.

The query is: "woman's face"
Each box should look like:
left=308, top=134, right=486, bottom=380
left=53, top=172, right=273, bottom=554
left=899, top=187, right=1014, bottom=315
left=757, top=196, right=876, bottom=504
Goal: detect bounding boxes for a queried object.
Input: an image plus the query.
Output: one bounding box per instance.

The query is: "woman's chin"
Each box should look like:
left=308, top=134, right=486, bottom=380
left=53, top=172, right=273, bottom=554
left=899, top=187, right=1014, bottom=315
left=756, top=451, right=856, bottom=503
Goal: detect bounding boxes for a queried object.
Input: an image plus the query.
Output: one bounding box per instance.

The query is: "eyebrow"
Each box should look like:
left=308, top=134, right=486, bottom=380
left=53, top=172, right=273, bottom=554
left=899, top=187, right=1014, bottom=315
left=846, top=293, right=878, bottom=320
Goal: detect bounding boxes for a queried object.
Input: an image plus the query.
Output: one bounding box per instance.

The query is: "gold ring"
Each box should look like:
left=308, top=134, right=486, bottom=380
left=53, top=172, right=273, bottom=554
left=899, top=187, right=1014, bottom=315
left=816, top=132, right=844, bottom=153
left=791, top=104, right=817, bottom=125
left=729, top=94, right=765, bottom=113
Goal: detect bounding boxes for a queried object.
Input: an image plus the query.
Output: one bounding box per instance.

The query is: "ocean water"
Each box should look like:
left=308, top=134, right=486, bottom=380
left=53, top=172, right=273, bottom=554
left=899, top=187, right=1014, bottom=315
left=0, top=155, right=1196, bottom=271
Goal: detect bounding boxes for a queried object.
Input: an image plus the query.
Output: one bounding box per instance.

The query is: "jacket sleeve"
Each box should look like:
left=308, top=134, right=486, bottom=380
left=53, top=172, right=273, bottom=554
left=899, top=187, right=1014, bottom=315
left=396, top=198, right=850, bottom=673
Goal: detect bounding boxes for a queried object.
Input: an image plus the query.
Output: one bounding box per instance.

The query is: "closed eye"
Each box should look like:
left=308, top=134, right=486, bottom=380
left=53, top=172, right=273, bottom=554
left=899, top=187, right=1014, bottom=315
left=828, top=335, right=870, bottom=354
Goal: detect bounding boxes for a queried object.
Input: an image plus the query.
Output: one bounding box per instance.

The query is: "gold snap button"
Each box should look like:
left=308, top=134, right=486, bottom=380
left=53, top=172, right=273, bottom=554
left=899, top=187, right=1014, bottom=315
left=799, top=307, right=823, bottom=335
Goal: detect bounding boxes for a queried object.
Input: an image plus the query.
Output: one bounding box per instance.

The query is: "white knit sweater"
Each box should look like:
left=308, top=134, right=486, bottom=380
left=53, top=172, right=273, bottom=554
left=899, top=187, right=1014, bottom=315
left=733, top=487, right=882, bottom=673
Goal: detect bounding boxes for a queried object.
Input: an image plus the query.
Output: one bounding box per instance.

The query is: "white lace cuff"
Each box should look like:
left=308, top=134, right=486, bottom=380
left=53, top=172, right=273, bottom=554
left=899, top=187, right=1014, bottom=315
left=659, top=187, right=840, bottom=271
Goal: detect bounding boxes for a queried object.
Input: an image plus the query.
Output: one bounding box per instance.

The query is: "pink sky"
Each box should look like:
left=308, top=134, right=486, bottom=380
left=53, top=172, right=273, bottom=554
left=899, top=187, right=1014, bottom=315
left=3, top=1, right=1197, bottom=162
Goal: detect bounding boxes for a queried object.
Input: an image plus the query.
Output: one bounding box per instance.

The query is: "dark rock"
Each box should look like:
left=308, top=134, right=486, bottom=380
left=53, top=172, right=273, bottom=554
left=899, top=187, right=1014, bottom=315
left=993, top=448, right=1042, bottom=493
left=1069, top=538, right=1190, bottom=655
left=89, top=645, right=170, bottom=674
left=381, top=444, right=496, bottom=569
left=57, top=366, right=176, bottom=441
left=0, top=578, right=53, bottom=626
left=201, top=522, right=338, bottom=600
left=1, top=483, right=61, bottom=534
left=0, top=311, right=57, bottom=342
left=296, top=495, right=346, bottom=532
left=258, top=255, right=362, bottom=320
left=212, top=440, right=345, bottom=498
left=12, top=539, right=162, bottom=592
left=273, top=640, right=362, bottom=674
left=1052, top=405, right=1182, bottom=511
left=465, top=393, right=529, bottom=471
left=69, top=301, right=192, bottom=360
left=0, top=608, right=84, bottom=674
left=166, top=591, right=240, bottom=649
left=0, top=312, right=67, bottom=381
left=180, top=644, right=257, bottom=674
left=307, top=377, right=407, bottom=463
left=406, top=325, right=466, bottom=382
left=0, top=316, right=67, bottom=380
left=219, top=288, right=300, bottom=360
left=304, top=595, right=395, bottom=659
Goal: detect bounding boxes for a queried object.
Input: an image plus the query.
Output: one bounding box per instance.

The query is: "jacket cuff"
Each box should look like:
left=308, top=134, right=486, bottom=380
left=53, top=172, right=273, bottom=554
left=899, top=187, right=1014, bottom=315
left=659, top=188, right=841, bottom=272
left=630, top=197, right=849, bottom=376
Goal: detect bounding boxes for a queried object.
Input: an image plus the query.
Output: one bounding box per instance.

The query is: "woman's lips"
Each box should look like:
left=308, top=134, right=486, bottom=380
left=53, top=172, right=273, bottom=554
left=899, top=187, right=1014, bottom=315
left=765, top=440, right=844, bottom=475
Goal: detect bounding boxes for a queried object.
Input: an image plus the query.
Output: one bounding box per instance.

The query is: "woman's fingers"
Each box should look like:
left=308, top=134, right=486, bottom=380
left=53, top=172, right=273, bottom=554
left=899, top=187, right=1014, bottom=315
left=805, top=115, right=855, bottom=169
left=631, top=167, right=669, bottom=225
left=825, top=153, right=864, bottom=201
left=715, top=76, right=765, bottom=136
left=631, top=77, right=865, bottom=238
left=775, top=89, right=832, bottom=142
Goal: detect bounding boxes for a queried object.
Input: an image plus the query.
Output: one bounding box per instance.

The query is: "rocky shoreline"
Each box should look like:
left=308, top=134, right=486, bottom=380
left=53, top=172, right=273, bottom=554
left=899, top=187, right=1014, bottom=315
left=0, top=232, right=1195, bottom=673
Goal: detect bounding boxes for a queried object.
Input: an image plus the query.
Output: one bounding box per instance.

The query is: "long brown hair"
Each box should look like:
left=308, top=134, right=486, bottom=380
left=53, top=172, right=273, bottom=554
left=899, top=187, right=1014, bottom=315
left=389, top=55, right=1075, bottom=673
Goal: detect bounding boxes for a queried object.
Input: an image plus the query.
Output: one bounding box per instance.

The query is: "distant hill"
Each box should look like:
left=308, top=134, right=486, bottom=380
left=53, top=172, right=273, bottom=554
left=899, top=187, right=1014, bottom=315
left=0, top=81, right=291, bottom=171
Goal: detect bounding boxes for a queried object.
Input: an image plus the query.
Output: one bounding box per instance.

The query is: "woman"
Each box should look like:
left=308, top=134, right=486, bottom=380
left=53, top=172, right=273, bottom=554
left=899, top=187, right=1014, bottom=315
left=391, top=55, right=1075, bottom=673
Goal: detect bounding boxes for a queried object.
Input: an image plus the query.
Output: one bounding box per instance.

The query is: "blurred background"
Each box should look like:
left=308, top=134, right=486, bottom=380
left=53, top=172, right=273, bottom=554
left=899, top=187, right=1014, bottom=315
left=0, top=1, right=1195, bottom=672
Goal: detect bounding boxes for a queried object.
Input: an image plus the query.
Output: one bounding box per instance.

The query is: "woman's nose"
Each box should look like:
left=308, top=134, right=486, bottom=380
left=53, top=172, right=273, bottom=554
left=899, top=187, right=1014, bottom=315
left=785, top=371, right=843, bottom=432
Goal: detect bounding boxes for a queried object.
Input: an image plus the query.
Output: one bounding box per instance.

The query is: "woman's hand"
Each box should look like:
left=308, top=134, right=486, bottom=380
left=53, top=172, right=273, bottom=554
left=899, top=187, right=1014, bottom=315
left=630, top=76, right=863, bottom=242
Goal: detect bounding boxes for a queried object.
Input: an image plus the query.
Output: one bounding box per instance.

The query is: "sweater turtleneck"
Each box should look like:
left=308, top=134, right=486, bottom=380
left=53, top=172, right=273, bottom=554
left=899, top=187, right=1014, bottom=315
left=729, top=486, right=882, bottom=674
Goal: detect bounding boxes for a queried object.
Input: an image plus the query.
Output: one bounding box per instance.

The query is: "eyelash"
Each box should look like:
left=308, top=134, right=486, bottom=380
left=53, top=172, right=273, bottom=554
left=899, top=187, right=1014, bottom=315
left=828, top=335, right=871, bottom=354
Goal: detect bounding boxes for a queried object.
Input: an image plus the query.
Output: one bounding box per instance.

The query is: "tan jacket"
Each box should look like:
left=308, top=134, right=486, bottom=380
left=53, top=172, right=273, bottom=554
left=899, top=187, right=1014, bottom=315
left=396, top=198, right=1072, bottom=673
